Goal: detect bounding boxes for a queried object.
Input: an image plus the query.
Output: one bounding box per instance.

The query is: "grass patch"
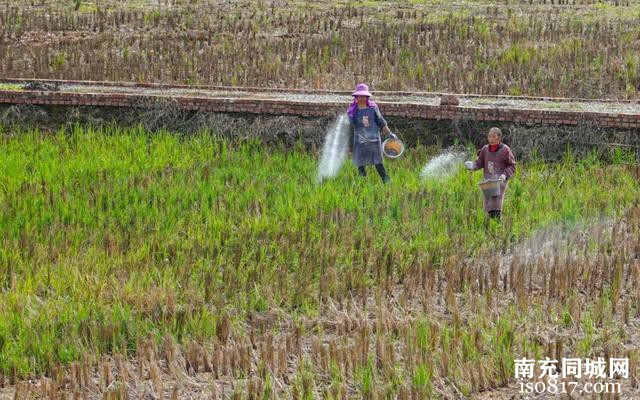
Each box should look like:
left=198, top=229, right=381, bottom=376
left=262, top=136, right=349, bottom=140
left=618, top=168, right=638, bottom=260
left=0, top=83, right=22, bottom=91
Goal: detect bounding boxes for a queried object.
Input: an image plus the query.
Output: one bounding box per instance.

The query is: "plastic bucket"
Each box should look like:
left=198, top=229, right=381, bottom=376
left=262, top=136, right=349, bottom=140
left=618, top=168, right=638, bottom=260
left=479, top=179, right=501, bottom=197
left=382, top=138, right=404, bottom=159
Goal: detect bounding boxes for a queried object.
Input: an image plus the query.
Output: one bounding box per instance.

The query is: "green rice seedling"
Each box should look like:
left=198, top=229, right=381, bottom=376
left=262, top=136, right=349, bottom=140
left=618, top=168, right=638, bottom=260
left=0, top=123, right=639, bottom=398
left=356, top=357, right=376, bottom=400
left=411, top=363, right=433, bottom=398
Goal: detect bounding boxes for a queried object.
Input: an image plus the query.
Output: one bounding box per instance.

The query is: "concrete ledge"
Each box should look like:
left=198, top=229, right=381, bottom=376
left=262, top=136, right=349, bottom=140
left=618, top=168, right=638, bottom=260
left=3, top=77, right=639, bottom=104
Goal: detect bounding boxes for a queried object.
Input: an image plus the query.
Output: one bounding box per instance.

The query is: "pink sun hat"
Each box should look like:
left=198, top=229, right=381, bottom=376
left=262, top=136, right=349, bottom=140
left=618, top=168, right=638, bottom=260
left=352, top=83, right=372, bottom=97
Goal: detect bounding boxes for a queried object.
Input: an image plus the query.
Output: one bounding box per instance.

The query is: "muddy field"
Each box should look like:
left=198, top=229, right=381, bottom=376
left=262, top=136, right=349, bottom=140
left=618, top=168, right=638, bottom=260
left=1, top=0, right=640, bottom=97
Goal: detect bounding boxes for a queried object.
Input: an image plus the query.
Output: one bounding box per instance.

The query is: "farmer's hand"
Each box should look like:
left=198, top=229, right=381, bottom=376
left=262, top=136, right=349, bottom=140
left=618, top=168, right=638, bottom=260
left=464, top=161, right=474, bottom=170
left=499, top=174, right=506, bottom=182
left=388, top=132, right=398, bottom=140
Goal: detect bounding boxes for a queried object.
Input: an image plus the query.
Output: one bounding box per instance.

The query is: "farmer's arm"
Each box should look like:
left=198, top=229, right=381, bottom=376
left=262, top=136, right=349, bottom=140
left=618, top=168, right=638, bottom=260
left=472, top=148, right=484, bottom=170
left=373, top=106, right=391, bottom=135
left=348, top=118, right=356, bottom=154
left=503, top=147, right=516, bottom=180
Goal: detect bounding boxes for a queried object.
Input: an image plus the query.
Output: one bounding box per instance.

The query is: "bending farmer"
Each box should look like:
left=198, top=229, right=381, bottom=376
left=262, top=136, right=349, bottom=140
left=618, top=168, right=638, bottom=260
left=464, top=127, right=516, bottom=220
left=347, top=83, right=395, bottom=183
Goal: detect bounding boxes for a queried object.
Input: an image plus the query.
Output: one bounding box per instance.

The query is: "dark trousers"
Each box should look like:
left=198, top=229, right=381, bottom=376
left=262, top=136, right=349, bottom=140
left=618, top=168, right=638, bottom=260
left=358, top=164, right=389, bottom=183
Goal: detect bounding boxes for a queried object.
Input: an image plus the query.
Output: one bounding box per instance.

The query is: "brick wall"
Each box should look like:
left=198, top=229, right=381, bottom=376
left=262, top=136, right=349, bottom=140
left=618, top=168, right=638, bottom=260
left=1, top=89, right=639, bottom=129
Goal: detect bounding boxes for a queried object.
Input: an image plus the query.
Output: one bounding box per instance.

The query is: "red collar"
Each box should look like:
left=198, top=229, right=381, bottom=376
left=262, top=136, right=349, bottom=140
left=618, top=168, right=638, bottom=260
left=489, top=144, right=500, bottom=152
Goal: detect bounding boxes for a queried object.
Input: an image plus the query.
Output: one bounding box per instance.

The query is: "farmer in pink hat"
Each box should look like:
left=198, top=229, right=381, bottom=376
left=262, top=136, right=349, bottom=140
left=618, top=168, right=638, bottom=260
left=346, top=83, right=395, bottom=183
left=464, top=127, right=516, bottom=220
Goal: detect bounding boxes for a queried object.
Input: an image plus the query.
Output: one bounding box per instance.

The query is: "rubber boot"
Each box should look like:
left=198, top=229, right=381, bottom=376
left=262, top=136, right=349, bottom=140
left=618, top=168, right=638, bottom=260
left=375, top=163, right=390, bottom=183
